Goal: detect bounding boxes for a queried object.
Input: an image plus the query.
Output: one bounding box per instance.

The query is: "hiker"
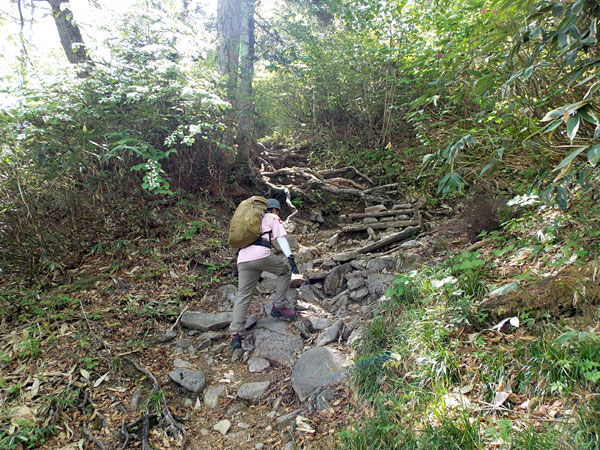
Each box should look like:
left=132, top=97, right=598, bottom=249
left=230, top=198, right=300, bottom=349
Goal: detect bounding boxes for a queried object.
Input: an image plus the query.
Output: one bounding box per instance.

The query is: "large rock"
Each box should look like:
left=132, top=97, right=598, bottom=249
left=366, top=258, right=398, bottom=272
left=248, top=357, right=270, bottom=373
left=310, top=209, right=324, bottom=223
left=367, top=273, right=398, bottom=299
left=307, top=271, right=329, bottom=281
left=349, top=287, right=369, bottom=302
left=205, top=285, right=237, bottom=311
left=291, top=347, right=348, bottom=402
left=253, top=318, right=303, bottom=367
left=305, top=316, right=334, bottom=332
left=346, top=276, right=366, bottom=291
left=181, top=311, right=232, bottom=331
left=314, top=319, right=344, bottom=346
left=332, top=250, right=358, bottom=262
left=258, top=272, right=278, bottom=294
left=237, top=381, right=270, bottom=401
left=324, top=263, right=353, bottom=296
left=298, top=285, right=319, bottom=303
left=169, top=368, right=206, bottom=394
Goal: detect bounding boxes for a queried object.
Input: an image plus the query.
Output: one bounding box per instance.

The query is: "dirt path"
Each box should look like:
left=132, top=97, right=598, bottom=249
left=5, top=143, right=461, bottom=450
left=151, top=145, right=441, bottom=450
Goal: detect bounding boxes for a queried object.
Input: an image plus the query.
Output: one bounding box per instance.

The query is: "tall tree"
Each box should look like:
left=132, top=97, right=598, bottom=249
left=216, top=0, right=241, bottom=102
left=235, top=0, right=255, bottom=166
left=45, top=0, right=92, bottom=71
left=216, top=0, right=256, bottom=171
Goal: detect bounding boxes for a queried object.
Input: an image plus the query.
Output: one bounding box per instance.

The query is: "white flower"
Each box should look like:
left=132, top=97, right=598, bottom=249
left=431, top=276, right=457, bottom=289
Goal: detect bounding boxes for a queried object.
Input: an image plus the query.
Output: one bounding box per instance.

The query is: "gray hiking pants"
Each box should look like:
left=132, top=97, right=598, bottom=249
left=230, top=253, right=292, bottom=335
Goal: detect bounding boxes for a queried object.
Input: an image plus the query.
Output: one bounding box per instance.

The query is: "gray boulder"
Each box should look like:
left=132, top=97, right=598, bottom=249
left=292, top=347, right=348, bottom=402
left=298, top=285, right=319, bottom=303
left=181, top=311, right=232, bottom=331
left=237, top=381, right=270, bottom=401
left=314, top=319, right=344, bottom=346
left=248, top=357, right=270, bottom=373
left=365, top=204, right=386, bottom=214
left=205, top=285, right=237, bottom=311
left=349, top=287, right=369, bottom=302
left=346, top=276, right=366, bottom=291
left=324, top=263, right=353, bottom=296
left=367, top=273, right=398, bottom=299
left=332, top=250, right=358, bottom=262
left=169, top=368, right=206, bottom=394
left=305, top=316, right=334, bottom=332
left=366, top=258, right=398, bottom=272
left=253, top=318, right=303, bottom=367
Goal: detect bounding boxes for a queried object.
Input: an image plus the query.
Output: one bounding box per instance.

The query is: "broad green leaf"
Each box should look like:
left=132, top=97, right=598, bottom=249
left=566, top=115, right=580, bottom=141
left=555, top=331, right=577, bottom=345
left=423, top=154, right=435, bottom=164
left=552, top=3, right=564, bottom=18
left=579, top=107, right=599, bottom=125
left=544, top=119, right=563, bottom=134
left=588, top=145, right=600, bottom=166
left=487, top=281, right=520, bottom=297
left=542, top=99, right=592, bottom=122
left=553, top=146, right=586, bottom=182
left=437, top=173, right=451, bottom=193
left=555, top=146, right=586, bottom=171
left=542, top=107, right=566, bottom=122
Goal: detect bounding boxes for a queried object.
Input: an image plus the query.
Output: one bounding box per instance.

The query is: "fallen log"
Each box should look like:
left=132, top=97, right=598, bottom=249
left=357, top=226, right=419, bottom=254
left=341, top=209, right=415, bottom=222
left=341, top=220, right=419, bottom=233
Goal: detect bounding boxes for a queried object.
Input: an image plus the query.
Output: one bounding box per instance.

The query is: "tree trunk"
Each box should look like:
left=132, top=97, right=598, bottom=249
left=235, top=0, right=255, bottom=168
left=216, top=0, right=241, bottom=103
left=46, top=0, right=92, bottom=75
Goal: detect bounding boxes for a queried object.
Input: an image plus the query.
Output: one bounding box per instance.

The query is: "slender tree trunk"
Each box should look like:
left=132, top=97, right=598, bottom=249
left=216, top=0, right=241, bottom=103
left=235, top=0, right=255, bottom=167
left=46, top=0, right=92, bottom=75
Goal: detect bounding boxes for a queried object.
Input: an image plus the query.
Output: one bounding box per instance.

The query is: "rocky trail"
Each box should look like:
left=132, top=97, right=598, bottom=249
left=9, top=144, right=475, bottom=450
left=140, top=145, right=466, bottom=450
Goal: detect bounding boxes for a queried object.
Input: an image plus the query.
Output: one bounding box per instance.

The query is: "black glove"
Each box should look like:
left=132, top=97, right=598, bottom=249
left=288, top=255, right=299, bottom=275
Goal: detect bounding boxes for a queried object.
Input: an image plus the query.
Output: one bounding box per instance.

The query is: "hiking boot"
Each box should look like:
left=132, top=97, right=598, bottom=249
left=230, top=334, right=242, bottom=349
left=270, top=305, right=296, bottom=319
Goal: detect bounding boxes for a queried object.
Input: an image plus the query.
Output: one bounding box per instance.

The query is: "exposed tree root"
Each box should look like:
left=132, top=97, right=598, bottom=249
left=302, top=178, right=388, bottom=204
left=318, top=166, right=374, bottom=185
left=121, top=357, right=186, bottom=449
left=262, top=173, right=299, bottom=223
left=82, top=422, right=106, bottom=450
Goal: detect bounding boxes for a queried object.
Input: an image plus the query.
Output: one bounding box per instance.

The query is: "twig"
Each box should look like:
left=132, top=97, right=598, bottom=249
left=168, top=304, right=189, bottom=333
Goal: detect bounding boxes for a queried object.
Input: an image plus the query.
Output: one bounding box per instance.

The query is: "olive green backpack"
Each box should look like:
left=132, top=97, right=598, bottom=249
left=228, top=196, right=269, bottom=248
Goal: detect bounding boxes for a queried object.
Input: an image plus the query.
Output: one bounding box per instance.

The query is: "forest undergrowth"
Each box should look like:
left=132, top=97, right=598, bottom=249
left=340, top=184, right=600, bottom=449
left=0, top=164, right=598, bottom=449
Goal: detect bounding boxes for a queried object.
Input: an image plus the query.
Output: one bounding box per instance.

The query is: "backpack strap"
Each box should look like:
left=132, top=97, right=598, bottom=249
left=253, top=230, right=272, bottom=248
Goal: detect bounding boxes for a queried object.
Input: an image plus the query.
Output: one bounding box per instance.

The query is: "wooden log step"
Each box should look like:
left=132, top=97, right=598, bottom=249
left=341, top=209, right=415, bottom=222
left=356, top=226, right=419, bottom=254
left=340, top=220, right=419, bottom=233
